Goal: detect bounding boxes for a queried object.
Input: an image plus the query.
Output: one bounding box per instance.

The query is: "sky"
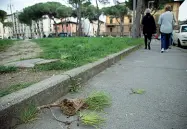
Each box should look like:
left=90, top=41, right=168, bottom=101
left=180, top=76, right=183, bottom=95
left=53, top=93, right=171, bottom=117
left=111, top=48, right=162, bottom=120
left=0, top=0, right=186, bottom=20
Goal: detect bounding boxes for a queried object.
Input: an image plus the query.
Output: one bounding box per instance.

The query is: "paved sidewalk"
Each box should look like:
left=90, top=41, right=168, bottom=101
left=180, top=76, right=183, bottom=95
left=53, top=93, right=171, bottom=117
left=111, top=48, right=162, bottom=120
left=16, top=41, right=187, bottom=129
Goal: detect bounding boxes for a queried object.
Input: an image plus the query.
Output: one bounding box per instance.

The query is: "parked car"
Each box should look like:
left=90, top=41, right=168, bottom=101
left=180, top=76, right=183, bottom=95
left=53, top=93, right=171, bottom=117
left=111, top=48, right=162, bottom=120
left=58, top=32, right=68, bottom=37
left=58, top=32, right=72, bottom=37
left=173, top=24, right=187, bottom=47
left=48, top=33, right=56, bottom=38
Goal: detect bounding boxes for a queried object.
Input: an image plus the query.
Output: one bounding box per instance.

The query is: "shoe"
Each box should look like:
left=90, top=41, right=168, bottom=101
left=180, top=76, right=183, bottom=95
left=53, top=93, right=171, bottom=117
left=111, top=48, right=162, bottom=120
left=169, top=46, right=172, bottom=49
left=161, top=48, right=164, bottom=53
left=147, top=40, right=151, bottom=50
left=165, top=49, right=169, bottom=52
left=148, top=45, right=151, bottom=50
left=145, top=47, right=147, bottom=49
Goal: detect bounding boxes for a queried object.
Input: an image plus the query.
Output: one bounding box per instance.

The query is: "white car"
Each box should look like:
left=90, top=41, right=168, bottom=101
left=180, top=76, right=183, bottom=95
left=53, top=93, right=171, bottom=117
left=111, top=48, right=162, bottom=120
left=173, top=24, right=187, bottom=47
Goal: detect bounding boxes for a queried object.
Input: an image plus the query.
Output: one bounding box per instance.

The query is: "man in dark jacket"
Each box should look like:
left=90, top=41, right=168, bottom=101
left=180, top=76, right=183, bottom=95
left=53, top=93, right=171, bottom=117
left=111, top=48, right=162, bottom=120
left=141, top=8, right=156, bottom=50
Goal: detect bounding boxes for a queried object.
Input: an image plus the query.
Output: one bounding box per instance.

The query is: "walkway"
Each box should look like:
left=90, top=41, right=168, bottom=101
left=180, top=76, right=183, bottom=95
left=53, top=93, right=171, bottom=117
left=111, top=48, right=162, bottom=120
left=16, top=41, right=187, bottom=129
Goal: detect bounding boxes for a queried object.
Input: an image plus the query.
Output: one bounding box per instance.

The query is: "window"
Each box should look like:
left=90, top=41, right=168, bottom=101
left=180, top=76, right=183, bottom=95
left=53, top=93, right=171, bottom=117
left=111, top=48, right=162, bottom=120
left=181, top=26, right=187, bottom=32
left=110, top=18, right=113, bottom=24
left=110, top=28, right=112, bottom=32
left=129, top=18, right=132, bottom=23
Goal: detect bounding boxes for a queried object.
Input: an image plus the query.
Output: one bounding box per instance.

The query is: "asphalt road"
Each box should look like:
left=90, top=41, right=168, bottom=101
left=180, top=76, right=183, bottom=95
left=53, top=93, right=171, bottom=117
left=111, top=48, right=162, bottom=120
left=16, top=41, right=187, bottom=129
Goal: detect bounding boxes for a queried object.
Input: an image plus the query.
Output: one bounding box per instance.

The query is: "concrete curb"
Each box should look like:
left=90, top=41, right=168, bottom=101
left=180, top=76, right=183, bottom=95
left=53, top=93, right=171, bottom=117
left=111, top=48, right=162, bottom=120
left=0, top=44, right=142, bottom=129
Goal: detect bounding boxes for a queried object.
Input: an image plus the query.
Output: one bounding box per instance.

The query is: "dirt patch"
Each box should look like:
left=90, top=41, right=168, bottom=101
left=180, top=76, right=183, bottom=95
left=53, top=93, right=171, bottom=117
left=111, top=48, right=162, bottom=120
left=0, top=40, right=63, bottom=92
left=0, top=40, right=42, bottom=65
left=0, top=69, right=64, bottom=90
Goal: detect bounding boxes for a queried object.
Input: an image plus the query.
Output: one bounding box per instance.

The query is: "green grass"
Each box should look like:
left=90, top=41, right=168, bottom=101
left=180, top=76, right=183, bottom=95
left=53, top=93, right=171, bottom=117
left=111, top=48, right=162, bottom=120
left=0, top=65, right=18, bottom=74
left=20, top=103, right=38, bottom=123
left=33, top=37, right=143, bottom=71
left=0, top=82, right=34, bottom=97
left=0, top=39, right=15, bottom=51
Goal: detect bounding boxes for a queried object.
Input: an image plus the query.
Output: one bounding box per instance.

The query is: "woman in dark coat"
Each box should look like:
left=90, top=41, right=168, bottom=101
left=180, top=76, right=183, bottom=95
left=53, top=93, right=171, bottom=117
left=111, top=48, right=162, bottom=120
left=141, top=9, right=156, bottom=50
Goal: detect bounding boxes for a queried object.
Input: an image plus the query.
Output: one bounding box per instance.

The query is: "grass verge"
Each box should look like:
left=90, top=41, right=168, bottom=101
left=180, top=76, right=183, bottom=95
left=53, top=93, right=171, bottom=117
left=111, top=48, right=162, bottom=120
left=0, top=82, right=35, bottom=97
left=0, top=65, right=18, bottom=74
left=33, top=37, right=143, bottom=71
left=0, top=39, right=15, bottom=52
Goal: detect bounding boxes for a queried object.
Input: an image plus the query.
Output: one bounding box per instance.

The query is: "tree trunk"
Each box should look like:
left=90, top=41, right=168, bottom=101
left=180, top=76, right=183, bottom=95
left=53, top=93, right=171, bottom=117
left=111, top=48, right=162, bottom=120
left=29, top=26, right=32, bottom=39
left=131, top=0, right=136, bottom=38
left=140, top=0, right=146, bottom=37
left=77, top=1, right=82, bottom=36
left=76, top=18, right=78, bottom=36
left=36, top=21, right=41, bottom=38
left=61, top=18, right=64, bottom=33
left=52, top=19, right=58, bottom=37
left=116, top=18, right=121, bottom=36
left=65, top=18, right=68, bottom=33
left=120, top=17, right=125, bottom=37
left=97, top=21, right=100, bottom=36
left=2, top=24, right=4, bottom=39
left=96, top=0, right=100, bottom=36
left=132, top=0, right=143, bottom=38
left=23, top=26, right=26, bottom=40
left=75, top=4, right=78, bottom=36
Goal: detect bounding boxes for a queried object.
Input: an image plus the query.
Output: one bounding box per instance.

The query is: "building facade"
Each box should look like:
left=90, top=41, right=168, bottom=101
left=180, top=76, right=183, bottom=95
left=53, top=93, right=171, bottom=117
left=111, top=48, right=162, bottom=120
left=82, top=19, right=106, bottom=36
left=0, top=22, right=4, bottom=39
left=3, top=11, right=55, bottom=39
left=54, top=17, right=106, bottom=37
left=104, top=15, right=132, bottom=36
left=54, top=21, right=77, bottom=36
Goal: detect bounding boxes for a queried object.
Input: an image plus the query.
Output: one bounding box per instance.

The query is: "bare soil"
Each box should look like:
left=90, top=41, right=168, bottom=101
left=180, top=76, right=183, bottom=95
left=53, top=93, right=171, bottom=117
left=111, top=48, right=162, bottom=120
left=0, top=40, right=42, bottom=65
left=0, top=69, right=63, bottom=90
left=0, top=40, right=63, bottom=91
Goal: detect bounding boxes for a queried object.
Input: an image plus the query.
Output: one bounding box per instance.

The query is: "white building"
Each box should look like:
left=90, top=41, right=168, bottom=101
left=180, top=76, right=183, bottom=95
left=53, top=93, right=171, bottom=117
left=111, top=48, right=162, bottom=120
left=81, top=14, right=106, bottom=36
left=3, top=11, right=55, bottom=39
left=0, top=22, right=4, bottom=39
left=3, top=10, right=107, bottom=38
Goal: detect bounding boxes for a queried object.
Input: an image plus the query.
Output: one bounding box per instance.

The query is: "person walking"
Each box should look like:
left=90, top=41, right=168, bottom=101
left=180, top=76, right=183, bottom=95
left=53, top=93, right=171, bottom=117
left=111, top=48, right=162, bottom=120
left=158, top=5, right=174, bottom=53
left=141, top=8, right=156, bottom=50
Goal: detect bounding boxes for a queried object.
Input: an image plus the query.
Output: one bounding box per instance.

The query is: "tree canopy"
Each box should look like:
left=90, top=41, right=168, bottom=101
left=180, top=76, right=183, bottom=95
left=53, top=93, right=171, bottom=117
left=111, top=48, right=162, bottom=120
left=56, top=5, right=72, bottom=19
left=125, top=0, right=173, bottom=11
left=102, top=4, right=128, bottom=21
left=18, top=8, right=32, bottom=26
left=0, top=10, right=7, bottom=24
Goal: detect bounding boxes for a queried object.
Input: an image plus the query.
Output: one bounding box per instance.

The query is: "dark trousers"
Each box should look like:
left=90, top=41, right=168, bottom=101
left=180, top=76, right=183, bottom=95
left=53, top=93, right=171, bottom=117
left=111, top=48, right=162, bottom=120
left=161, top=33, right=171, bottom=50
left=144, top=33, right=152, bottom=49
left=170, top=33, right=173, bottom=46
